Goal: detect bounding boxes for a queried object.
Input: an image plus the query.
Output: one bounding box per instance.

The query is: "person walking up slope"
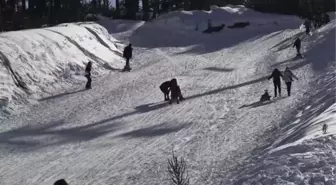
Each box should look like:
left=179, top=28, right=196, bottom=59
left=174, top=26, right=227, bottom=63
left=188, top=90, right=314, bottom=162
left=282, top=67, right=298, bottom=96
left=268, top=68, right=283, bottom=97
left=85, top=61, right=92, bottom=89
left=293, top=37, right=302, bottom=57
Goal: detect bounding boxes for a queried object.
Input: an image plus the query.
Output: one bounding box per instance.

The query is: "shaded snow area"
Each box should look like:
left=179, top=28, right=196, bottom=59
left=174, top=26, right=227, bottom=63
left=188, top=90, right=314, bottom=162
left=0, top=23, right=124, bottom=119
left=0, top=5, right=335, bottom=185
left=231, top=19, right=336, bottom=185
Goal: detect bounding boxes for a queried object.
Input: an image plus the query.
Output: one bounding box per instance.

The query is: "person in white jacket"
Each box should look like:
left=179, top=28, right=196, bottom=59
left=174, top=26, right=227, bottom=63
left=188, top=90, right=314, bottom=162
left=283, top=67, right=299, bottom=96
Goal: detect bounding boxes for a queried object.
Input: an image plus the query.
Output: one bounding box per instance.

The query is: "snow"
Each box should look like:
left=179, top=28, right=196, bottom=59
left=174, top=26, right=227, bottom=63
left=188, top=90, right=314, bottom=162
left=0, top=5, right=335, bottom=185
left=0, top=22, right=124, bottom=119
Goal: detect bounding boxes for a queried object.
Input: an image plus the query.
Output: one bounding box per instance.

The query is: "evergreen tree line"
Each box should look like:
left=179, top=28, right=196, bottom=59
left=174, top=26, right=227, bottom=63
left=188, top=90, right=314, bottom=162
left=0, top=0, right=334, bottom=32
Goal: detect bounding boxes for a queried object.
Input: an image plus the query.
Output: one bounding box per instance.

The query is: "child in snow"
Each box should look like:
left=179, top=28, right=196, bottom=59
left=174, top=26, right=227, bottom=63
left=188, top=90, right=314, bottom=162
left=260, top=90, right=271, bottom=102
left=282, top=67, right=299, bottom=96
left=169, top=78, right=184, bottom=104
left=160, top=80, right=171, bottom=101
left=85, top=61, right=92, bottom=89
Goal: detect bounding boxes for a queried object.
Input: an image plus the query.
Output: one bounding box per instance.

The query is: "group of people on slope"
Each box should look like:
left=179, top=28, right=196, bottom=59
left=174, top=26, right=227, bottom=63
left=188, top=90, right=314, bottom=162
left=160, top=78, right=184, bottom=104
left=263, top=67, right=298, bottom=100
left=83, top=43, right=134, bottom=89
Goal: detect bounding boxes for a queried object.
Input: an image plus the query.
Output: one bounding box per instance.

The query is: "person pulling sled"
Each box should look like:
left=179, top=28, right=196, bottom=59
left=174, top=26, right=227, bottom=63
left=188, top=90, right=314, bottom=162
left=169, top=78, right=184, bottom=104
left=123, top=43, right=133, bottom=71
left=268, top=68, right=283, bottom=98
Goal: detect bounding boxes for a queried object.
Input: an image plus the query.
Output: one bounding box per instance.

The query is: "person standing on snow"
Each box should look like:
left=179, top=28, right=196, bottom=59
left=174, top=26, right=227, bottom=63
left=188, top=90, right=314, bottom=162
left=303, top=20, right=311, bottom=35
left=160, top=80, right=171, bottom=101
left=123, top=43, right=133, bottom=71
left=293, top=37, right=302, bottom=56
left=169, top=78, right=184, bottom=104
left=282, top=67, right=298, bottom=96
left=85, top=61, right=92, bottom=89
left=268, top=68, right=283, bottom=97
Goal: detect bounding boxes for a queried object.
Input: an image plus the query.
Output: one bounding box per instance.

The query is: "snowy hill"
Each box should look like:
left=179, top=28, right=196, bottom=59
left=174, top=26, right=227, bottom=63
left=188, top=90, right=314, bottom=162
left=0, top=5, right=335, bottom=185
left=231, top=17, right=336, bottom=185
left=0, top=23, right=124, bottom=119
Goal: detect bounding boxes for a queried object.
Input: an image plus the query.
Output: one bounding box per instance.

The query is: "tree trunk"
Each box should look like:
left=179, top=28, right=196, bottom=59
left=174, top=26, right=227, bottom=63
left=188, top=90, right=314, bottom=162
left=184, top=0, right=189, bottom=10
left=22, top=0, right=26, bottom=12
left=142, top=0, right=149, bottom=20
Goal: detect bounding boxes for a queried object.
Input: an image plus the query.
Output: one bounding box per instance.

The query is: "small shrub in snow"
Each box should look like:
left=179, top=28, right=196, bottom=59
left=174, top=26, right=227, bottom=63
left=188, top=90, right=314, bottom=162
left=167, top=151, right=190, bottom=185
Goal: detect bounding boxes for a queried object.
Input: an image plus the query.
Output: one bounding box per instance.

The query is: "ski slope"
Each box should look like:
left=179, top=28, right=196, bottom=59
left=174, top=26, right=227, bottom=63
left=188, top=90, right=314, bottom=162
left=0, top=5, right=335, bottom=185
left=0, top=22, right=124, bottom=119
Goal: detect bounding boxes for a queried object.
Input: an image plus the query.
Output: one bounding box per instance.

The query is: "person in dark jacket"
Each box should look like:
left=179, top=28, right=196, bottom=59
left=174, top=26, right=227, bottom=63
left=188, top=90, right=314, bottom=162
left=123, top=43, right=133, bottom=70
left=54, top=179, right=68, bottom=185
left=160, top=80, right=171, bottom=101
left=85, top=61, right=92, bottom=89
left=169, top=78, right=184, bottom=104
left=303, top=20, right=311, bottom=35
left=293, top=37, right=301, bottom=56
left=268, top=68, right=283, bottom=97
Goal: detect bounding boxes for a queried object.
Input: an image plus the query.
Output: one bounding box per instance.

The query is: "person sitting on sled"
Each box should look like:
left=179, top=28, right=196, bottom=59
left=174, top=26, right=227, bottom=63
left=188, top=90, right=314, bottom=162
left=260, top=90, right=271, bottom=102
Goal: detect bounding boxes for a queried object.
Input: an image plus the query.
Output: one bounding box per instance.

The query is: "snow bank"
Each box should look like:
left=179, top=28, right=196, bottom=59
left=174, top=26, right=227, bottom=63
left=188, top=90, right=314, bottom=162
left=0, top=23, right=124, bottom=118
left=232, top=19, right=336, bottom=185
left=152, top=5, right=302, bottom=31
left=130, top=5, right=303, bottom=49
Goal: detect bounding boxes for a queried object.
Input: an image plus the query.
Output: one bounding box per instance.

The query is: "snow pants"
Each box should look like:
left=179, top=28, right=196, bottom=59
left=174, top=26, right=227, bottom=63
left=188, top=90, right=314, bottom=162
left=125, top=57, right=130, bottom=69
left=296, top=46, right=301, bottom=55
left=286, top=82, right=292, bottom=96
left=273, top=81, right=281, bottom=97
left=160, top=86, right=170, bottom=101
left=85, top=73, right=91, bottom=89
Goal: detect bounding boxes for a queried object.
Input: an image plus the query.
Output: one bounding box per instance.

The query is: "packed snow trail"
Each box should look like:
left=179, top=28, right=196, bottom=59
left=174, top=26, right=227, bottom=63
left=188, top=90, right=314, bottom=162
left=0, top=27, right=318, bottom=185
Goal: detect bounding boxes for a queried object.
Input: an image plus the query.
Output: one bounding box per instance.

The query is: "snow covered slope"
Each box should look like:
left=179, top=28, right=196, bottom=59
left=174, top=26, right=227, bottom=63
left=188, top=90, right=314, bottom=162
left=0, top=23, right=124, bottom=119
left=0, top=5, right=335, bottom=185
left=232, top=18, right=336, bottom=185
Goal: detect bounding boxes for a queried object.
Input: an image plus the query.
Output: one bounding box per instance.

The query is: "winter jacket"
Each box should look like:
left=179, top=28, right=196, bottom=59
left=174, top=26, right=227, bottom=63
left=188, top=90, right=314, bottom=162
left=160, top=81, right=171, bottom=92
left=304, top=20, right=311, bottom=28
left=85, top=63, right=92, bottom=73
left=293, top=38, right=301, bottom=48
left=282, top=69, right=298, bottom=83
left=123, top=45, right=133, bottom=59
left=268, top=69, right=283, bottom=83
